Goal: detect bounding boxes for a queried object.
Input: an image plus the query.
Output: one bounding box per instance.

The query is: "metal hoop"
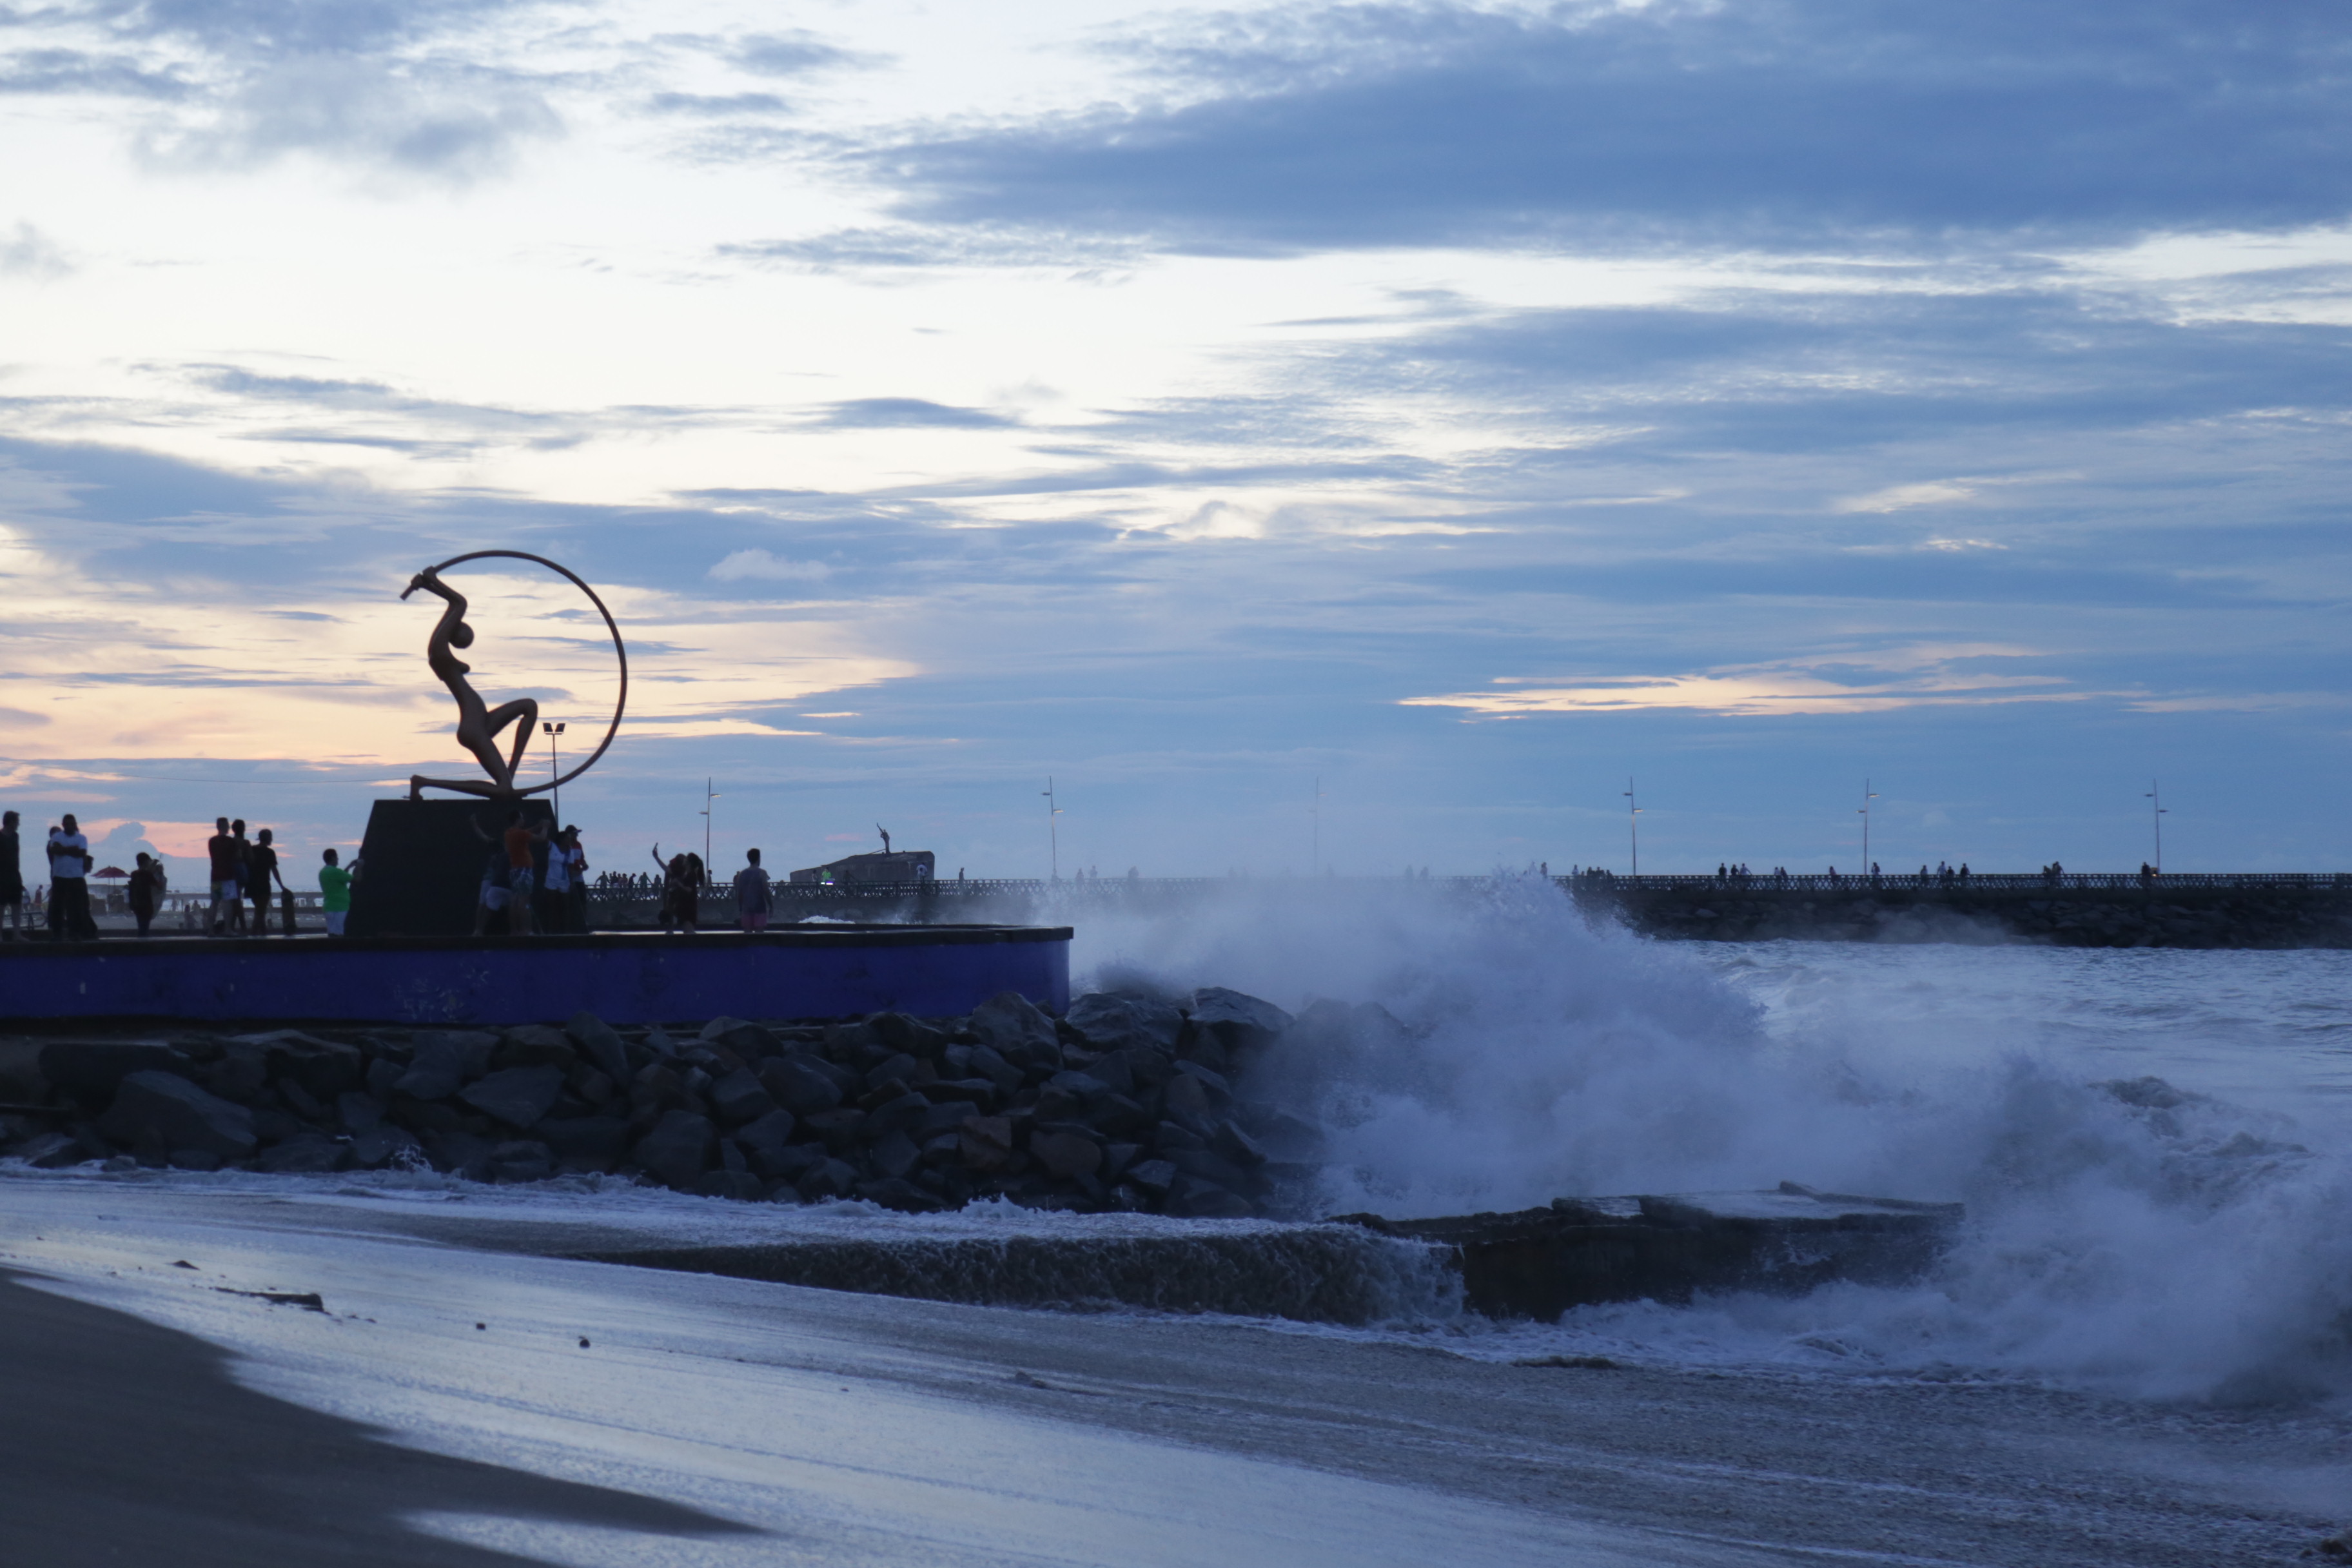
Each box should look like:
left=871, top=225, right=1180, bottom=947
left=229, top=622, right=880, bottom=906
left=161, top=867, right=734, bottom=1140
left=416, top=549, right=627, bottom=798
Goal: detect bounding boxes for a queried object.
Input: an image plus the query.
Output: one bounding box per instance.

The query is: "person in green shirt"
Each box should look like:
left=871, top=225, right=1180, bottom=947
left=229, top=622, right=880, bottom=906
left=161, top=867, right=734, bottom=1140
left=318, top=848, right=354, bottom=936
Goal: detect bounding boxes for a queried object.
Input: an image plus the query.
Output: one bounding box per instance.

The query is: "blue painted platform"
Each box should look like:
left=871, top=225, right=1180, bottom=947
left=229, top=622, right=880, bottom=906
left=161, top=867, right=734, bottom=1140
left=0, top=925, right=1071, bottom=1026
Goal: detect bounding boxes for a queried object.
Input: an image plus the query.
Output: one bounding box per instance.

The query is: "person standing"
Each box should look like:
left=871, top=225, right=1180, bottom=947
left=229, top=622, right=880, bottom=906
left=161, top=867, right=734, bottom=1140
left=127, top=852, right=164, bottom=937
left=317, top=848, right=353, bottom=937
left=206, top=818, right=244, bottom=937
left=47, top=814, right=94, bottom=941
left=537, top=825, right=571, bottom=933
left=246, top=827, right=288, bottom=937
left=0, top=810, right=21, bottom=941
left=561, top=827, right=589, bottom=934
left=734, top=848, right=772, bottom=932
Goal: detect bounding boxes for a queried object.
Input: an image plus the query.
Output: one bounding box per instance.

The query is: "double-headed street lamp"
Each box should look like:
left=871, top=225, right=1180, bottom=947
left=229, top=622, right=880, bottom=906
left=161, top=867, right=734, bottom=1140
left=540, top=720, right=565, bottom=820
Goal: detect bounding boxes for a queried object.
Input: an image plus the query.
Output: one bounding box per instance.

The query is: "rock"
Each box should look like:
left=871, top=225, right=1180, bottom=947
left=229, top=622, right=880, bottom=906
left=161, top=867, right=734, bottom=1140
left=565, top=1010, right=631, bottom=1083
left=797, top=1157, right=860, bottom=1200
left=10, top=1130, right=88, bottom=1168
left=707, top=1067, right=779, bottom=1126
left=487, top=1140, right=554, bottom=1182
left=199, top=1050, right=270, bottom=1105
left=495, top=1024, right=579, bottom=1073
left=759, top=1055, right=845, bottom=1116
left=337, top=1091, right=384, bottom=1131
left=870, top=1130, right=922, bottom=1179
left=864, top=1090, right=931, bottom=1136
left=1122, top=1158, right=1177, bottom=1197
left=692, top=1170, right=767, bottom=1201
left=1173, top=1059, right=1232, bottom=1096
left=1063, top=993, right=1144, bottom=1050
left=97, top=1072, right=256, bottom=1162
left=1169, top=1146, right=1255, bottom=1192
left=730, top=1109, right=803, bottom=1177
left=1029, top=1128, right=1103, bottom=1180
left=631, top=1109, right=716, bottom=1190
left=864, top=1053, right=927, bottom=1093
left=800, top=1106, right=868, bottom=1150
left=458, top=1066, right=566, bottom=1132
left=167, top=1148, right=223, bottom=1172
left=255, top=1034, right=364, bottom=1099
left=39, top=1042, right=194, bottom=1105
left=1186, top=987, right=1293, bottom=1055
left=1101, top=1142, right=1142, bottom=1181
left=701, top=1017, right=781, bottom=1057
left=971, top=991, right=1061, bottom=1068
left=393, top=1031, right=496, bottom=1101
left=1086, top=1094, right=1152, bottom=1138
left=1162, top=1073, right=1215, bottom=1119
left=537, top=1115, right=632, bottom=1163
left=1211, top=1119, right=1268, bottom=1168
left=424, top=1130, right=494, bottom=1180
left=253, top=1135, right=348, bottom=1174
left=856, top=1177, right=946, bottom=1212
left=868, top=1012, right=947, bottom=1057
left=960, top=1115, right=1014, bottom=1172
left=0, top=1039, right=48, bottom=1102
left=349, top=1124, right=423, bottom=1168
left=1164, top=1175, right=1255, bottom=1219
left=965, top=1044, right=1024, bottom=1095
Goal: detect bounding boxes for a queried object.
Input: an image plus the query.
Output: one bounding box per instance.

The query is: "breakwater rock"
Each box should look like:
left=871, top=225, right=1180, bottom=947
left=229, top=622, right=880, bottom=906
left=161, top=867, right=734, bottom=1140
left=1580, top=879, right=2352, bottom=948
left=0, top=986, right=1315, bottom=1220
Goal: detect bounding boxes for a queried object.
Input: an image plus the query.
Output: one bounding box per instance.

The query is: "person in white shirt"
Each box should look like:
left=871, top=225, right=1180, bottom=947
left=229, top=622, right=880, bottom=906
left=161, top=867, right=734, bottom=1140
left=538, top=825, right=571, bottom=933
left=734, top=848, right=773, bottom=932
left=46, top=813, right=94, bottom=941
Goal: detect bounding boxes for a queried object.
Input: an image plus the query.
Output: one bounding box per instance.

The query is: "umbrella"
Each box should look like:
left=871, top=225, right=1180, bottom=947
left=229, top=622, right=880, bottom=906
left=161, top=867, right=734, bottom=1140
left=92, top=867, right=130, bottom=879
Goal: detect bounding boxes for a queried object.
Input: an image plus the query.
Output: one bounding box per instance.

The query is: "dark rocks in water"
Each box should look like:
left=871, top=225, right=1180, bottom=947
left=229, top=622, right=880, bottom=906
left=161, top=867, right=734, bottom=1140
left=759, top=1055, right=844, bottom=1117
left=856, top=1177, right=946, bottom=1213
left=1337, top=1185, right=1963, bottom=1321
left=494, top=1024, right=578, bottom=1075
left=41, top=1042, right=194, bottom=1106
left=458, top=1066, right=565, bottom=1132
left=349, top=1124, right=422, bottom=1168
left=693, top=1170, right=766, bottom=1201
left=253, top=1135, right=348, bottom=1174
left=97, top=1072, right=256, bottom=1162
left=706, top=1067, right=779, bottom=1126
left=972, top=990, right=1061, bottom=1070
left=1186, top=987, right=1293, bottom=1057
left=393, top=1031, right=495, bottom=1101
left=1029, top=1128, right=1102, bottom=1180
left=565, top=1010, right=631, bottom=1083
left=1165, top=1176, right=1255, bottom=1219
left=488, top=1140, right=554, bottom=1182
left=538, top=1115, right=631, bottom=1165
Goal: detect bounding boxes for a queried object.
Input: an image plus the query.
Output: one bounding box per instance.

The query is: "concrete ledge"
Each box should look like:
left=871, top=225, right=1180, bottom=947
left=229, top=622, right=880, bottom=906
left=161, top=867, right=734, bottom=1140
left=0, top=925, right=1072, bottom=1026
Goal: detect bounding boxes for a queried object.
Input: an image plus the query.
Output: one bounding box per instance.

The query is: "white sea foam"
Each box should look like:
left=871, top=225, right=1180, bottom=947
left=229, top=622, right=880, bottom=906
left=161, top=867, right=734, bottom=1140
left=1072, top=875, right=2352, bottom=1402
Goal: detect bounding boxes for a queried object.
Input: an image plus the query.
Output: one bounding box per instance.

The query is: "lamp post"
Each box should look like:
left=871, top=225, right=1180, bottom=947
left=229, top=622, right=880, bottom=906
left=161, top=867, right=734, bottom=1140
left=540, top=720, right=565, bottom=821
left=1623, top=777, right=1641, bottom=876
left=1859, top=778, right=1877, bottom=874
left=2145, top=779, right=2166, bottom=870
left=1042, top=777, right=1063, bottom=881
left=700, top=778, right=719, bottom=887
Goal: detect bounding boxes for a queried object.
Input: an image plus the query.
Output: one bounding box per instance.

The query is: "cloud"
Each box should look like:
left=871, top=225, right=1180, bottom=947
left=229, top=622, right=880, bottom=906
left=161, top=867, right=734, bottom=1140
left=0, top=47, right=193, bottom=98
left=647, top=91, right=789, bottom=117
left=810, top=397, right=1017, bottom=430
left=718, top=225, right=1137, bottom=271
left=708, top=549, right=832, bottom=583
left=854, top=1, right=2352, bottom=255
left=731, top=30, right=861, bottom=78
left=0, top=220, right=70, bottom=279
left=1403, top=645, right=2093, bottom=719
left=1836, top=481, right=1979, bottom=514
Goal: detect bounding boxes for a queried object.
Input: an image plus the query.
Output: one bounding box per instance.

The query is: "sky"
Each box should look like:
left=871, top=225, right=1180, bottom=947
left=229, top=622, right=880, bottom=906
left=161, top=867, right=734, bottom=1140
left=2, top=0, right=2349, bottom=884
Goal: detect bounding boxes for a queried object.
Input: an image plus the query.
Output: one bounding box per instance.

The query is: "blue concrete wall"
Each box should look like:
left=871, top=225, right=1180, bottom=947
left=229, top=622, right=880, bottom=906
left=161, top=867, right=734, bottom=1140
left=0, top=926, right=1070, bottom=1026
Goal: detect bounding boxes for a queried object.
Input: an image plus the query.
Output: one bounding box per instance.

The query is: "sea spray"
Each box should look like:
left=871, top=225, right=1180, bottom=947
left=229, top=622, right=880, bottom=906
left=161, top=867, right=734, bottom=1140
left=1072, top=874, right=2352, bottom=1401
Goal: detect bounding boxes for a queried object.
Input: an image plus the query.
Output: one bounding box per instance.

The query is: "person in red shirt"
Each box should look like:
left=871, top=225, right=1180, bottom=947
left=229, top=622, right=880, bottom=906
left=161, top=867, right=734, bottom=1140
left=500, top=810, right=547, bottom=936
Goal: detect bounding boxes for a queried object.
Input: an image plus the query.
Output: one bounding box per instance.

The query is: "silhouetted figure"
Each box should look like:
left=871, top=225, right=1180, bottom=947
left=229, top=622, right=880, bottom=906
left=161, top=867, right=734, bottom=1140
left=652, top=845, right=701, bottom=933
left=127, top=852, right=164, bottom=937
left=318, top=848, right=353, bottom=937
left=0, top=810, right=21, bottom=941
left=735, top=848, right=772, bottom=932
left=403, top=567, right=538, bottom=801
left=247, top=828, right=286, bottom=937
left=207, top=817, right=244, bottom=936
left=47, top=814, right=94, bottom=941
left=560, top=827, right=589, bottom=933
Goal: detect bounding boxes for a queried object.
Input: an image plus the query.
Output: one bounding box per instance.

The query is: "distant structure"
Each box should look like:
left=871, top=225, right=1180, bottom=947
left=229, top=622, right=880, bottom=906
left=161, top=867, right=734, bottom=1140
left=790, top=849, right=936, bottom=886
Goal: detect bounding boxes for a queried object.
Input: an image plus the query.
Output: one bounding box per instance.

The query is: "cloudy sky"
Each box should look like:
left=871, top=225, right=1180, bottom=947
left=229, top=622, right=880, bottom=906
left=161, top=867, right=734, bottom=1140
left=3, top=0, right=2349, bottom=881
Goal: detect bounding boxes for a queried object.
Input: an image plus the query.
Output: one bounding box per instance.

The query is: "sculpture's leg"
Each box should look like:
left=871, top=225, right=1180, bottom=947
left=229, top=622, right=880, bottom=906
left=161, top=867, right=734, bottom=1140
left=483, top=698, right=539, bottom=787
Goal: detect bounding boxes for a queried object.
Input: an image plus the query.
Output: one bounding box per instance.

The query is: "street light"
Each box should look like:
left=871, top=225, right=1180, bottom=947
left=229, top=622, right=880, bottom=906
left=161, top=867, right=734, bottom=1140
left=1042, top=777, right=1063, bottom=881
left=540, top=720, right=565, bottom=821
left=1859, top=778, right=1878, bottom=874
left=700, top=778, right=719, bottom=885
left=2145, top=779, right=2167, bottom=870
left=1623, top=777, right=1641, bottom=876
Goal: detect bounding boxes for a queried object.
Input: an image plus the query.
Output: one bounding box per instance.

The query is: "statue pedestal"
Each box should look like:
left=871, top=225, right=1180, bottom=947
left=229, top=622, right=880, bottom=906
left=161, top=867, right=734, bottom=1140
left=346, top=799, right=556, bottom=938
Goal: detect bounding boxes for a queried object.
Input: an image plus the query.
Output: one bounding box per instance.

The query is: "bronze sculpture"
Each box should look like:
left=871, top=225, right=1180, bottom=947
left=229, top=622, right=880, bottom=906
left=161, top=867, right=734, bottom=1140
left=401, top=551, right=628, bottom=801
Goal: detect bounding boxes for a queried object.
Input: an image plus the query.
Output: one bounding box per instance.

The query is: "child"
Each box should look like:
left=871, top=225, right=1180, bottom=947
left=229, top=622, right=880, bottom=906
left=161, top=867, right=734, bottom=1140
left=318, top=848, right=353, bottom=937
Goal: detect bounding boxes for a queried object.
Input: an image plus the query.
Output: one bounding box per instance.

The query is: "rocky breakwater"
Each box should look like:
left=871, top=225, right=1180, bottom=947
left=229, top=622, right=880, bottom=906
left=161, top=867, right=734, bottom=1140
left=0, top=986, right=1315, bottom=1219
left=1592, top=881, right=2352, bottom=948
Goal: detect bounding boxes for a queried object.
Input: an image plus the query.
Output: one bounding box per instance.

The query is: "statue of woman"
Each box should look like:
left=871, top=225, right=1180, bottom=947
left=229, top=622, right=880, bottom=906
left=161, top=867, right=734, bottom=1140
left=402, top=568, right=539, bottom=800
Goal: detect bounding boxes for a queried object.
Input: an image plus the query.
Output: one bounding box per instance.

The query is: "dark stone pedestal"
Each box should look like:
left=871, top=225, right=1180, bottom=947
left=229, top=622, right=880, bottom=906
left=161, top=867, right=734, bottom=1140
left=346, top=799, right=554, bottom=938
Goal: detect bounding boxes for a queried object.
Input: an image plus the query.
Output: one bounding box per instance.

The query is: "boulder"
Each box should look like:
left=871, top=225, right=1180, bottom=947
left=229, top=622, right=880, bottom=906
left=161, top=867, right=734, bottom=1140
left=565, top=1010, right=631, bottom=1083
left=856, top=1177, right=946, bottom=1213
left=199, top=1050, right=270, bottom=1105
left=10, top=1130, right=90, bottom=1168
left=707, top=1068, right=779, bottom=1126
left=40, top=1043, right=194, bottom=1105
left=870, top=1130, right=922, bottom=1179
left=336, top=1091, right=383, bottom=1131
left=537, top=1115, right=632, bottom=1164
left=797, top=1157, right=861, bottom=1200
left=960, top=1115, right=1014, bottom=1173
left=1086, top=1094, right=1152, bottom=1139
left=1120, top=1157, right=1177, bottom=1197
left=458, top=1066, right=566, bottom=1132
left=349, top=1124, right=423, bottom=1168
left=1211, top=1119, right=1269, bottom=1168
left=1029, top=1128, right=1103, bottom=1180
left=1101, top=1142, right=1142, bottom=1181
left=971, top=991, right=1061, bottom=1068
left=759, top=1055, right=845, bottom=1116
left=424, top=1130, right=495, bottom=1180
left=256, top=1034, right=364, bottom=1099
left=253, top=1135, right=348, bottom=1174
left=631, top=1110, right=716, bottom=1190
left=730, top=1109, right=802, bottom=1177
left=965, top=1045, right=1024, bottom=1095
left=1186, top=987, right=1293, bottom=1055
left=1165, top=1175, right=1255, bottom=1219
left=701, top=1017, right=781, bottom=1057
left=864, top=1090, right=931, bottom=1136
left=97, top=1072, right=256, bottom=1162
left=1169, top=1146, right=1255, bottom=1192
left=0, top=1039, right=48, bottom=1102
left=394, top=1032, right=496, bottom=1101
left=487, top=1141, right=554, bottom=1182
left=868, top=1012, right=947, bottom=1057
left=1162, top=1073, right=1215, bottom=1119
left=692, top=1170, right=767, bottom=1201
left=495, top=1024, right=579, bottom=1073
